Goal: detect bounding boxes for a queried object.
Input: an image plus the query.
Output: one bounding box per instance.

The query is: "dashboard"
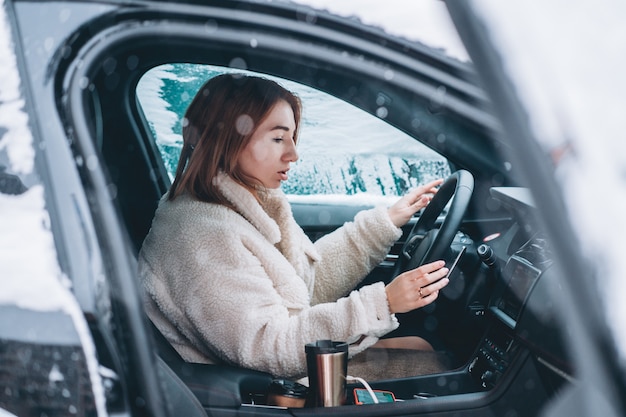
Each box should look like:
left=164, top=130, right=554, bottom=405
left=367, top=186, right=573, bottom=414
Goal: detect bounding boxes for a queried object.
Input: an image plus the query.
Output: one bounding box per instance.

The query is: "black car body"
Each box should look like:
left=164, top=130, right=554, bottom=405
left=1, top=1, right=625, bottom=416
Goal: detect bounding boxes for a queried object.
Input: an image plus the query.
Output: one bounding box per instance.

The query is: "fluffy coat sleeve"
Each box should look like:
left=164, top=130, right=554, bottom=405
left=311, top=206, right=402, bottom=305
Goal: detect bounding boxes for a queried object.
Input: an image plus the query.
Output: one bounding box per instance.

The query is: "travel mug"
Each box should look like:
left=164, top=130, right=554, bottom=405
left=305, top=340, right=348, bottom=407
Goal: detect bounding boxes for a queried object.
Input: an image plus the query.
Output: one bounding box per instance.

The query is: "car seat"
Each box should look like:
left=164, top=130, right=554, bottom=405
left=149, top=320, right=274, bottom=408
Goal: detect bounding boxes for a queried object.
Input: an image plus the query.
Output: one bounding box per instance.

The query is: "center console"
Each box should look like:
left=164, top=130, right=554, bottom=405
left=468, top=232, right=551, bottom=391
left=468, top=324, right=519, bottom=390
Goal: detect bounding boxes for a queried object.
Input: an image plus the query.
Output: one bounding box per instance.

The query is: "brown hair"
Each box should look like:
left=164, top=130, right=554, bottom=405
left=168, top=73, right=302, bottom=204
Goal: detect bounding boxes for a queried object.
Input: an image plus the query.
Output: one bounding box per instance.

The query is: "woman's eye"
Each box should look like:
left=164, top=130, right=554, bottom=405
left=273, top=137, right=283, bottom=142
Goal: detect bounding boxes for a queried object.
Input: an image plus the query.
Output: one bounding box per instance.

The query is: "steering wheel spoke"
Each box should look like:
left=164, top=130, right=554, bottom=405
left=402, top=233, right=425, bottom=260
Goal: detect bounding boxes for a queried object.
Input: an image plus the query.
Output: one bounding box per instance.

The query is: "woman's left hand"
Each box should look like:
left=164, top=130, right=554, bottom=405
left=387, top=178, right=443, bottom=228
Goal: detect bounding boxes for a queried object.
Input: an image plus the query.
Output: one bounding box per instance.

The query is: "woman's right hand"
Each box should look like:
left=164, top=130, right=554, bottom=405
left=385, top=261, right=449, bottom=314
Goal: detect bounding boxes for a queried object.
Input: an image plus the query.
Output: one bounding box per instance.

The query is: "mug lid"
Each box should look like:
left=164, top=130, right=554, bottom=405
left=305, top=339, right=348, bottom=354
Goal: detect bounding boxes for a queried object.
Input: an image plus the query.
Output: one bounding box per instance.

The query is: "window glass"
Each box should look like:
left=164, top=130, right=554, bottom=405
left=136, top=64, right=450, bottom=205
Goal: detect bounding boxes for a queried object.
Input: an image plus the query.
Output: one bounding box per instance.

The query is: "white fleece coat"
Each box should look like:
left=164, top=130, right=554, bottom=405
left=138, top=173, right=402, bottom=379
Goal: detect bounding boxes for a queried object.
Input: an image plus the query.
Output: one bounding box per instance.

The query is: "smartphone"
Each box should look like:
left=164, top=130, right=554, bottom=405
left=353, top=388, right=396, bottom=404
left=445, top=246, right=466, bottom=280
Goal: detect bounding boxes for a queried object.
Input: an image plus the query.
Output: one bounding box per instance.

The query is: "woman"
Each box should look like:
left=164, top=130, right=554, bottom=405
left=138, top=73, right=449, bottom=380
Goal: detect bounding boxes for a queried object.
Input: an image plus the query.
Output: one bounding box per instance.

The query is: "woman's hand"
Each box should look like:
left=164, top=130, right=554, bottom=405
left=387, top=179, right=444, bottom=228
left=385, top=260, right=449, bottom=314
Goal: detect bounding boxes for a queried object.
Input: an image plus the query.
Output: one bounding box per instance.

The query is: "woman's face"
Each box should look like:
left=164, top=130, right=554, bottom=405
left=237, top=100, right=298, bottom=189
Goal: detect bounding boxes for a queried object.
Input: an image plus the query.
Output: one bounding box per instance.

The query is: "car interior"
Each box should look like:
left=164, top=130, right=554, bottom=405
left=45, top=1, right=574, bottom=416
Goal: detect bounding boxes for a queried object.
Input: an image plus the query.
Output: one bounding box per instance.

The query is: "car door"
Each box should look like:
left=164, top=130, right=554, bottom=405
left=5, top=0, right=512, bottom=416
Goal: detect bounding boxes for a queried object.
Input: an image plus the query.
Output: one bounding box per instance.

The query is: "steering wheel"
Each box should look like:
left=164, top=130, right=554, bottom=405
left=393, top=170, right=474, bottom=276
